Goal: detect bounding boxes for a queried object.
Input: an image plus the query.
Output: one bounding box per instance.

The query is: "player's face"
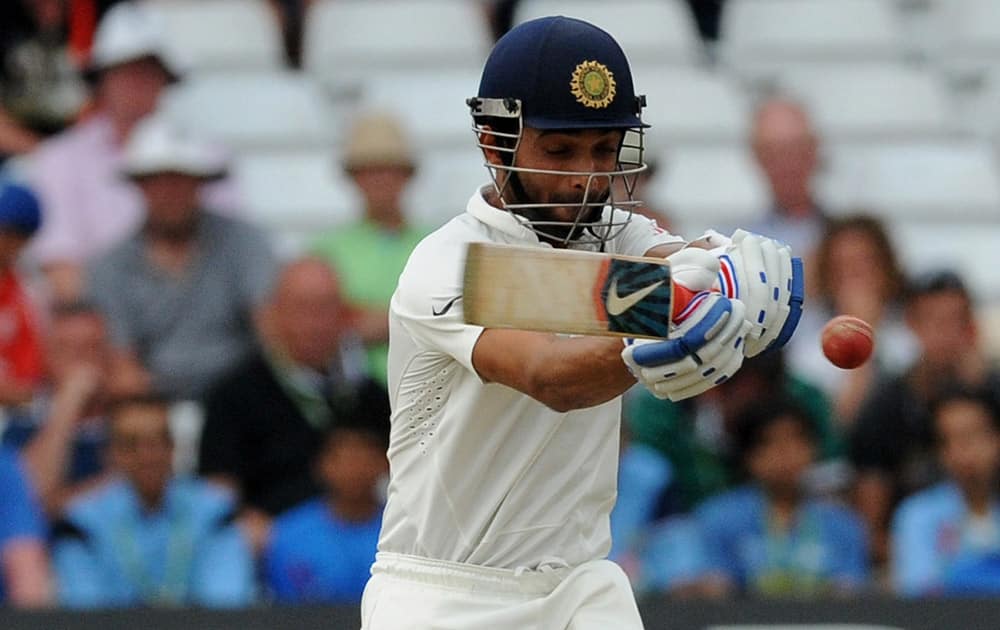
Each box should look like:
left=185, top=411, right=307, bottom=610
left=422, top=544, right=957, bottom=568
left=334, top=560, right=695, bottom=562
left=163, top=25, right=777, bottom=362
left=937, top=399, right=1000, bottom=488
left=493, top=127, right=623, bottom=241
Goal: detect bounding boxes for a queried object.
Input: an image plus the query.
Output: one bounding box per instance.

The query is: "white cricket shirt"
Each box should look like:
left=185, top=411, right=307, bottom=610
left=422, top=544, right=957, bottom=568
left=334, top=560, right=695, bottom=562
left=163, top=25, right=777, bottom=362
left=378, top=188, right=683, bottom=571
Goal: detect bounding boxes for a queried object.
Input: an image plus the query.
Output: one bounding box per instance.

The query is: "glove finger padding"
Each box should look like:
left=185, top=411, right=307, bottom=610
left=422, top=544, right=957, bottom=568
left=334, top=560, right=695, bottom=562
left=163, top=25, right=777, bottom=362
left=622, top=294, right=750, bottom=401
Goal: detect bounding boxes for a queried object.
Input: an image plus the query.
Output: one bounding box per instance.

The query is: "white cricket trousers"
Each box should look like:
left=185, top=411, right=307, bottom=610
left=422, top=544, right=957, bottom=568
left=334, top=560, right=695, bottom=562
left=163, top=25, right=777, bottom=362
left=360, top=552, right=645, bottom=630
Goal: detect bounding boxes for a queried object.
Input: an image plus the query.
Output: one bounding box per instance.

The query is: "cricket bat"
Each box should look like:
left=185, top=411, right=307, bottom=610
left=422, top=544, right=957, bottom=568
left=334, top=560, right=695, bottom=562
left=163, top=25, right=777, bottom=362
left=463, top=243, right=696, bottom=340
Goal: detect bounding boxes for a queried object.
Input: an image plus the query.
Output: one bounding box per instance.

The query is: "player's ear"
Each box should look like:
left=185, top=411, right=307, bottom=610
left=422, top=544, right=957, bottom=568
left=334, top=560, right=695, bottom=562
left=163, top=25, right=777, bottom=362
left=478, top=125, right=506, bottom=168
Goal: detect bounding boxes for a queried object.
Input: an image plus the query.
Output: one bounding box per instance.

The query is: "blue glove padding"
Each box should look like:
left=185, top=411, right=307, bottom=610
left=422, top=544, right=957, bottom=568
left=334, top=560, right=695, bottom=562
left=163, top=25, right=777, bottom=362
left=622, top=292, right=751, bottom=401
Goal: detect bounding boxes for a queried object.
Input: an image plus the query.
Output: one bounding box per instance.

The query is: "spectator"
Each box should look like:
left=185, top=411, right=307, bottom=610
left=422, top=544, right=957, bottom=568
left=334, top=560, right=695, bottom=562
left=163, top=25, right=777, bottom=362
left=787, top=215, right=917, bottom=425
left=892, top=386, right=1000, bottom=596
left=851, top=270, right=1000, bottom=568
left=5, top=302, right=126, bottom=515
left=85, top=115, right=276, bottom=401
left=312, top=112, right=428, bottom=385
left=0, top=182, right=45, bottom=407
left=694, top=399, right=869, bottom=596
left=625, top=350, right=840, bottom=514
left=0, top=445, right=51, bottom=607
left=52, top=394, right=255, bottom=608
left=0, top=0, right=88, bottom=161
left=637, top=515, right=726, bottom=598
left=609, top=431, right=673, bottom=572
left=744, top=97, right=827, bottom=258
left=23, top=2, right=183, bottom=301
left=264, top=409, right=390, bottom=604
left=199, top=257, right=388, bottom=553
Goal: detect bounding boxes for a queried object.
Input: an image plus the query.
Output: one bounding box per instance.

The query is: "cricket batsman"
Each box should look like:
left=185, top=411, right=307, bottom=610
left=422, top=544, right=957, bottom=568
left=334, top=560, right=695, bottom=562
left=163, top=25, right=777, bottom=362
left=361, top=15, right=803, bottom=629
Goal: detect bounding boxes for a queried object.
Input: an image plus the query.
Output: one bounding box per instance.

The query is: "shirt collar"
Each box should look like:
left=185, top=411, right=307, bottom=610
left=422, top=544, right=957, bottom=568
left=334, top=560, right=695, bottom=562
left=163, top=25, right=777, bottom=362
left=465, top=186, right=551, bottom=247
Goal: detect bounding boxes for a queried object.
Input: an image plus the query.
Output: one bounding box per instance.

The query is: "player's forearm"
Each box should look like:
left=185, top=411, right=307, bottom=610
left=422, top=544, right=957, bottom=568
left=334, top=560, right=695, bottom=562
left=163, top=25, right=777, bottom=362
left=520, top=336, right=634, bottom=412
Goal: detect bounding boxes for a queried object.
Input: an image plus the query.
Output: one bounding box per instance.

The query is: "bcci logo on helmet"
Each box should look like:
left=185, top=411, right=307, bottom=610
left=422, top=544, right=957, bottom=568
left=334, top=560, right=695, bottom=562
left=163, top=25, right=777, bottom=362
left=570, top=60, right=616, bottom=109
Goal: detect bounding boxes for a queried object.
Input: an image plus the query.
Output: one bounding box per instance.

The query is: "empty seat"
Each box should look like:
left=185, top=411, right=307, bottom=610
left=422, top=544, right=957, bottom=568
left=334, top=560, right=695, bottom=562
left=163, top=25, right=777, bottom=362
left=776, top=64, right=955, bottom=142
left=647, top=145, right=769, bottom=237
left=633, top=65, right=751, bottom=145
left=161, top=72, right=337, bottom=152
left=406, top=147, right=492, bottom=228
left=821, top=142, right=1000, bottom=220
left=720, top=0, right=906, bottom=80
left=302, top=0, right=492, bottom=94
left=932, top=0, right=1000, bottom=78
left=357, top=69, right=482, bottom=150
left=953, top=68, right=1000, bottom=141
left=144, top=0, right=284, bottom=72
left=233, top=150, right=360, bottom=236
left=512, top=0, right=703, bottom=66
left=891, top=220, right=1000, bottom=302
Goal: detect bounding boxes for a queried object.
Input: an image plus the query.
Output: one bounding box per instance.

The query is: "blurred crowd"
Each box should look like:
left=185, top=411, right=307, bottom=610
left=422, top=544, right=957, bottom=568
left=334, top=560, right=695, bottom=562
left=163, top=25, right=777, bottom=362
left=1, top=0, right=1000, bottom=611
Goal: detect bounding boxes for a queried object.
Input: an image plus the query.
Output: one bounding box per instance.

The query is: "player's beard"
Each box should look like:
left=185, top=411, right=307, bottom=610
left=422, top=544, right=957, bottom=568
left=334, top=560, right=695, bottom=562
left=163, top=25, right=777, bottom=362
left=504, top=173, right=610, bottom=245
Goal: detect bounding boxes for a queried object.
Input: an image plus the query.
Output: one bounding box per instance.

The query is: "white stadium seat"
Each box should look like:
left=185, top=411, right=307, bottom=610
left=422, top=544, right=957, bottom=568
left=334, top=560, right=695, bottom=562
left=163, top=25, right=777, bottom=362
left=647, top=146, right=769, bottom=237
left=512, top=0, right=703, bottom=66
left=720, top=0, right=906, bottom=80
left=776, top=64, right=955, bottom=142
left=357, top=70, right=482, bottom=150
left=407, top=147, right=492, bottom=229
left=162, top=72, right=337, bottom=152
left=632, top=65, right=751, bottom=145
left=302, top=0, right=492, bottom=95
left=144, top=0, right=284, bottom=72
left=932, top=0, right=1000, bottom=78
left=891, top=220, right=1000, bottom=302
left=953, top=68, right=1000, bottom=142
left=233, top=150, right=360, bottom=239
left=821, top=142, right=1000, bottom=220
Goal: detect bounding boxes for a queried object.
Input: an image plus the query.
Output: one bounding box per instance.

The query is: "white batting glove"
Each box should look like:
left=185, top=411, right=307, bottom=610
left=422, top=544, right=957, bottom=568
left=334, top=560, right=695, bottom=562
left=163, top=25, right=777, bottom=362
left=714, top=229, right=804, bottom=357
left=621, top=248, right=752, bottom=401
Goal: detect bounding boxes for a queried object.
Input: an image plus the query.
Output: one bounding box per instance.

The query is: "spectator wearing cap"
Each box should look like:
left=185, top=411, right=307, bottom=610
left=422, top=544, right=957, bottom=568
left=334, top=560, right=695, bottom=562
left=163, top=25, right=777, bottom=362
left=51, top=394, right=255, bottom=608
left=84, top=115, right=276, bottom=401
left=23, top=3, right=235, bottom=302
left=0, top=182, right=45, bottom=407
left=312, top=112, right=429, bottom=385
left=850, top=270, right=1000, bottom=568
left=892, top=387, right=1000, bottom=596
left=199, top=257, right=388, bottom=554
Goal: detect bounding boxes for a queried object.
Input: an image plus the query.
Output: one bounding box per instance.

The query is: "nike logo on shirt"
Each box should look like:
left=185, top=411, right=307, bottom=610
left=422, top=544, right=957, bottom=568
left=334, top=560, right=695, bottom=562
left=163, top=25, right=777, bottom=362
left=432, top=295, right=463, bottom=316
left=606, top=278, right=665, bottom=316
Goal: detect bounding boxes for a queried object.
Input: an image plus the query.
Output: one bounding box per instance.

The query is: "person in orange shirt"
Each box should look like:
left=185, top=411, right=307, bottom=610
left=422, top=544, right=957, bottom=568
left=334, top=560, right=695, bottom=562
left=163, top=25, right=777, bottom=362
left=0, top=181, right=44, bottom=406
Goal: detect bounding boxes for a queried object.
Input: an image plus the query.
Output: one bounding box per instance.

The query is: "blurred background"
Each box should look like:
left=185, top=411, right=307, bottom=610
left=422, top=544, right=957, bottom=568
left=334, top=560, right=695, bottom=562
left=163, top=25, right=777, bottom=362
left=1, top=0, right=1000, bottom=628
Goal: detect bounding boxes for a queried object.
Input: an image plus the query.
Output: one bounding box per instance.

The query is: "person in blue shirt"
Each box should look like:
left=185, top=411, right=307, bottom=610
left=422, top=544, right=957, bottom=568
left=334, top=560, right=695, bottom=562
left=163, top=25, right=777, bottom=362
left=0, top=446, right=51, bottom=606
left=51, top=394, right=255, bottom=608
left=264, top=404, right=390, bottom=604
left=695, top=398, right=869, bottom=596
left=892, top=386, right=1000, bottom=596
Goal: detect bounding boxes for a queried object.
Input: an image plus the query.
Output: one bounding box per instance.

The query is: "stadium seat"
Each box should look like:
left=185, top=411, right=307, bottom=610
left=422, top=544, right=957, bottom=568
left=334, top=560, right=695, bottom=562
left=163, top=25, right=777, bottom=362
left=161, top=71, right=338, bottom=152
left=720, top=0, right=906, bottom=80
left=931, top=0, right=1000, bottom=78
left=775, top=64, right=956, bottom=142
left=511, top=0, right=703, bottom=66
left=302, top=0, right=492, bottom=95
left=890, top=219, right=1000, bottom=303
left=646, top=145, right=769, bottom=237
left=821, top=141, right=1000, bottom=220
left=357, top=69, right=482, bottom=150
left=953, top=68, right=1000, bottom=142
left=144, top=0, right=284, bottom=72
left=633, top=65, right=751, bottom=145
left=232, top=150, right=361, bottom=241
left=406, top=147, right=492, bottom=228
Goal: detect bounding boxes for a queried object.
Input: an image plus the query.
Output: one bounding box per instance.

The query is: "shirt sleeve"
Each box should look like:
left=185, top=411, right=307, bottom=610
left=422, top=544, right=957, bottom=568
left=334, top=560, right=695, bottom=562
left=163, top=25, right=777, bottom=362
left=190, top=500, right=256, bottom=607
left=0, top=449, right=45, bottom=547
left=826, top=507, right=870, bottom=589
left=234, top=222, right=277, bottom=308
left=891, top=496, right=941, bottom=596
left=84, top=258, right=136, bottom=350
left=52, top=534, right=105, bottom=608
left=610, top=210, right=685, bottom=257
left=262, top=524, right=298, bottom=602
left=391, top=238, right=484, bottom=375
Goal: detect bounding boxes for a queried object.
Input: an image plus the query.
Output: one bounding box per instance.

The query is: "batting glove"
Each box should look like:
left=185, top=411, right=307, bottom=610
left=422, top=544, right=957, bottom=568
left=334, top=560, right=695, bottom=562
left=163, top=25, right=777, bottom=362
left=621, top=248, right=752, bottom=401
left=714, top=229, right=804, bottom=357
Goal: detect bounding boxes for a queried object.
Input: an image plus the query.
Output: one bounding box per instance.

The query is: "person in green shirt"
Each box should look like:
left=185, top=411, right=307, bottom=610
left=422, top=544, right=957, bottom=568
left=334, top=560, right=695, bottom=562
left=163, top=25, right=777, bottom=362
left=313, top=112, right=429, bottom=385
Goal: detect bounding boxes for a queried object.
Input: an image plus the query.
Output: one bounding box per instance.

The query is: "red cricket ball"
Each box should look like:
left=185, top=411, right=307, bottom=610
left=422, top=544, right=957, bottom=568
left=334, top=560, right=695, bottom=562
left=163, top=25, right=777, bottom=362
left=821, top=315, right=875, bottom=370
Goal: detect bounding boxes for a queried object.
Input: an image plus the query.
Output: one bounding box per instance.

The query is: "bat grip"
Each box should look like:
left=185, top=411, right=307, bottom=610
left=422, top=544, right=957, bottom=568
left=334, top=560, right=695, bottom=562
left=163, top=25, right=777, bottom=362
left=671, top=285, right=721, bottom=323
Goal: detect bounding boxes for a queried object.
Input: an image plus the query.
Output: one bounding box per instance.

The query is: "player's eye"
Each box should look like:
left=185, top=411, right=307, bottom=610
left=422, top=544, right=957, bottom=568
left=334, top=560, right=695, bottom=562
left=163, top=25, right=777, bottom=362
left=544, top=146, right=569, bottom=156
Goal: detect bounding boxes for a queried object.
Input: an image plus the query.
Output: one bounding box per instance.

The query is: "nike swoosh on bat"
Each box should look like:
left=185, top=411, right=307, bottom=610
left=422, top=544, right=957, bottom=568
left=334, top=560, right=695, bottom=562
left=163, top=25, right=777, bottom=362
left=432, top=295, right=463, bottom=317
left=606, top=278, right=665, bottom=316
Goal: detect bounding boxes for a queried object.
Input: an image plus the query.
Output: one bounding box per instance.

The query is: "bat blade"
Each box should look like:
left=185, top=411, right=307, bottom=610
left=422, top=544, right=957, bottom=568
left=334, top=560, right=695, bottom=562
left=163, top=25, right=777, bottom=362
left=463, top=243, right=673, bottom=339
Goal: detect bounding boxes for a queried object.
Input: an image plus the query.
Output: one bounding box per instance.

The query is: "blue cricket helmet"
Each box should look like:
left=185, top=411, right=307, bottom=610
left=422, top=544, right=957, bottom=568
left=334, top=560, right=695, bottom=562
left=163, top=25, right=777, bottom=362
left=473, top=16, right=647, bottom=130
